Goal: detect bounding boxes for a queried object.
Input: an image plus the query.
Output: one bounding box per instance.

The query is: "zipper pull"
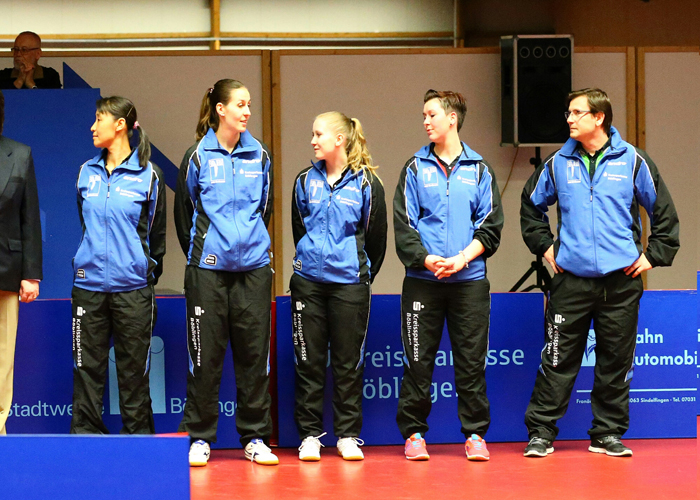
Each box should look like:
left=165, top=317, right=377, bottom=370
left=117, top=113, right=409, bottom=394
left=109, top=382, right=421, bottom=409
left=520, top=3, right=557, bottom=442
left=446, top=180, right=450, bottom=196
left=590, top=185, right=593, bottom=202
left=107, top=182, right=111, bottom=198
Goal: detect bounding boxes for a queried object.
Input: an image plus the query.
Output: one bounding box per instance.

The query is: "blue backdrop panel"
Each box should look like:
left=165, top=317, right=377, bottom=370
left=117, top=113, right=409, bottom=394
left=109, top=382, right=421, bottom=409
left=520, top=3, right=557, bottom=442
left=276, top=291, right=696, bottom=447
left=0, top=435, right=189, bottom=500
left=3, top=89, right=101, bottom=299
left=8, top=297, right=242, bottom=449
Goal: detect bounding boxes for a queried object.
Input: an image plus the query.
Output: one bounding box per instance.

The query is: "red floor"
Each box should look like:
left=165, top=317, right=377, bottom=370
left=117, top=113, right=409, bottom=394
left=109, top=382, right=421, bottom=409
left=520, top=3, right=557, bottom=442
left=191, top=437, right=696, bottom=500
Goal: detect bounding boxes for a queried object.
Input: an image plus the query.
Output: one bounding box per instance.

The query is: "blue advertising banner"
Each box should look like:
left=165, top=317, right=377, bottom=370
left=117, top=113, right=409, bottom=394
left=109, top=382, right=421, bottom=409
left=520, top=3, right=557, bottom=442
left=7, top=292, right=695, bottom=448
left=277, top=291, right=696, bottom=447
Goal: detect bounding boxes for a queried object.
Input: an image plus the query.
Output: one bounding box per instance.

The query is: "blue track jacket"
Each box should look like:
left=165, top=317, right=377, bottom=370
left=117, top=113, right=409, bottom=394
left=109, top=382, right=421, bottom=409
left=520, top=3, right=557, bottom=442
left=73, top=150, right=166, bottom=293
left=393, top=142, right=503, bottom=282
left=173, top=128, right=272, bottom=272
left=521, top=127, right=679, bottom=277
left=291, top=161, right=387, bottom=284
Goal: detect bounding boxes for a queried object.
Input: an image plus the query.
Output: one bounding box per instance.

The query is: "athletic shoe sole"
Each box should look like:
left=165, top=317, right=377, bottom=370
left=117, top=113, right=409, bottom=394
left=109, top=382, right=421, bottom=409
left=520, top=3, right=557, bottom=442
left=466, top=453, right=490, bottom=461
left=299, top=455, right=321, bottom=462
left=523, top=447, right=554, bottom=457
left=405, top=454, right=430, bottom=461
left=588, top=446, right=632, bottom=457
left=338, top=451, right=364, bottom=461
left=189, top=460, right=208, bottom=467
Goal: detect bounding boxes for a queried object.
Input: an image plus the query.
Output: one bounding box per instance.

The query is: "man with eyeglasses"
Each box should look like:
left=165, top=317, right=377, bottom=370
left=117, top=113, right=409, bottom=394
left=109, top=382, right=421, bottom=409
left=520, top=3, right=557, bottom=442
left=0, top=31, right=61, bottom=89
left=520, top=88, right=679, bottom=458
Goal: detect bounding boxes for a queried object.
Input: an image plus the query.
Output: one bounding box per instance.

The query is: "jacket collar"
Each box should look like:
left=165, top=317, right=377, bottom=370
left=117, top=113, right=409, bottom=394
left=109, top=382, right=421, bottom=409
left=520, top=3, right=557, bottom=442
left=560, top=126, right=625, bottom=158
left=87, top=148, right=143, bottom=172
left=311, top=160, right=358, bottom=186
left=202, top=127, right=259, bottom=155
left=415, top=141, right=483, bottom=163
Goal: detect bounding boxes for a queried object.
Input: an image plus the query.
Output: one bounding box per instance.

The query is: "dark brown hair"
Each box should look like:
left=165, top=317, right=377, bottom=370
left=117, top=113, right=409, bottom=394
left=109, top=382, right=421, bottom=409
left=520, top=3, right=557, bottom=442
left=424, top=89, right=467, bottom=131
left=96, top=96, right=151, bottom=168
left=567, top=88, right=613, bottom=135
left=195, top=79, right=246, bottom=141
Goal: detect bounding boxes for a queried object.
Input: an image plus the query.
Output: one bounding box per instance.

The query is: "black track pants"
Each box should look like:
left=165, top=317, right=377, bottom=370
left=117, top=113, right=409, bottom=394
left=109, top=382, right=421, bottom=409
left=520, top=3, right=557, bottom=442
left=290, top=273, right=371, bottom=439
left=396, top=276, right=491, bottom=440
left=71, top=285, right=156, bottom=434
left=525, top=270, right=643, bottom=441
left=178, top=265, right=273, bottom=446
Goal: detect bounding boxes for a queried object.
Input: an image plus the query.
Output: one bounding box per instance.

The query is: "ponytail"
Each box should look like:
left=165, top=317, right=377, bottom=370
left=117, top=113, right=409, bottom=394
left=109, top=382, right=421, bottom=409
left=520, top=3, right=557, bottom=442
left=195, top=79, right=246, bottom=141
left=96, top=96, right=151, bottom=168
left=316, top=112, right=380, bottom=179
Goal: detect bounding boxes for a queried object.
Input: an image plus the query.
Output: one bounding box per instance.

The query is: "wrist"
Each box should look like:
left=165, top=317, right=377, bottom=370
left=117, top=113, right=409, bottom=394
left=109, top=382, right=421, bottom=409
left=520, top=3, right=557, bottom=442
left=458, top=250, right=469, bottom=268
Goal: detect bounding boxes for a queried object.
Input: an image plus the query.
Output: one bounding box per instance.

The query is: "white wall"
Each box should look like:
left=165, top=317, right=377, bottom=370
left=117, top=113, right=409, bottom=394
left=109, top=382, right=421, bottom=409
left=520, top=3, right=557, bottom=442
left=0, top=0, right=210, bottom=35
left=0, top=0, right=452, bottom=37
left=644, top=51, right=700, bottom=286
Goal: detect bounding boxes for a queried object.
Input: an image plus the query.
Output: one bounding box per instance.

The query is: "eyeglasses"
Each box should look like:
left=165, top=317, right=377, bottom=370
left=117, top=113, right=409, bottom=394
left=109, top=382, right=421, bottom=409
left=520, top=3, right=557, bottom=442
left=10, top=47, right=39, bottom=54
left=564, top=110, right=591, bottom=120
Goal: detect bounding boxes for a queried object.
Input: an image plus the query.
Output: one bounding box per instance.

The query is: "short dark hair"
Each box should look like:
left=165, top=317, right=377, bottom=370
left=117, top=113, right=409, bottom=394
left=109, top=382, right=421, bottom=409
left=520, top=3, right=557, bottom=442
left=424, top=89, right=467, bottom=131
left=0, top=90, right=4, bottom=135
left=567, top=88, right=613, bottom=135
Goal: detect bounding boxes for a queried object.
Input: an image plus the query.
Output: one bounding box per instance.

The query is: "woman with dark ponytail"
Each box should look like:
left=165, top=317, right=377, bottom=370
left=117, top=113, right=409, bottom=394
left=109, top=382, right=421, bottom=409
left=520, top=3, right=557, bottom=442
left=71, top=96, right=166, bottom=435
left=291, top=112, right=387, bottom=462
left=174, top=79, right=276, bottom=467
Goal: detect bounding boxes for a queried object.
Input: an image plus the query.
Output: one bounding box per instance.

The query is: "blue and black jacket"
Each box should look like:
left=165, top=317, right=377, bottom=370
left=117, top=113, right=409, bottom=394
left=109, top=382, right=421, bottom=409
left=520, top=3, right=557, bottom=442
left=521, top=127, right=679, bottom=277
left=73, top=150, right=166, bottom=293
left=291, top=161, right=387, bottom=284
left=174, top=128, right=272, bottom=272
left=393, top=142, right=503, bottom=282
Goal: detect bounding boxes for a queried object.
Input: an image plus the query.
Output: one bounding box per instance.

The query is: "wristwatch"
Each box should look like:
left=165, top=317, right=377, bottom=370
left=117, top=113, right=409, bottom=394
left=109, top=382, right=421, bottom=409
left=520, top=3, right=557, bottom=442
left=459, top=250, right=469, bottom=268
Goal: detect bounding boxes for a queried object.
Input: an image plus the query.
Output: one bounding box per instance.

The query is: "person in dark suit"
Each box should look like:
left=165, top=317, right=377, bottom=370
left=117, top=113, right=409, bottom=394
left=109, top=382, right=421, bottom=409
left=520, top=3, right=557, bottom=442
left=0, top=89, right=43, bottom=434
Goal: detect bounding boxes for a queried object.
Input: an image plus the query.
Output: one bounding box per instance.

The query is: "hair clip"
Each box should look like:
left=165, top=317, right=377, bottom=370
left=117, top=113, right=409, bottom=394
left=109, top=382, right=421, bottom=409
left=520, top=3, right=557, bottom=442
left=208, top=87, right=214, bottom=94
left=133, top=121, right=140, bottom=130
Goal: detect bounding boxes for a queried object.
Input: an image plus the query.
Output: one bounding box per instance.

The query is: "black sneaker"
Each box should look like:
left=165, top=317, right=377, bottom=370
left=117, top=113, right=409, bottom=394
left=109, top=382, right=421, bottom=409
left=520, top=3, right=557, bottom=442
left=524, top=437, right=554, bottom=457
left=589, top=436, right=633, bottom=457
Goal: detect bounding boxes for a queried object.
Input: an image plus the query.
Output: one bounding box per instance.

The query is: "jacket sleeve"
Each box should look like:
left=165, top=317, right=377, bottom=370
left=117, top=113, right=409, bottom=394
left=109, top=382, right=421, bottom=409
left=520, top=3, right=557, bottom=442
left=291, top=171, right=307, bottom=248
left=173, top=144, right=198, bottom=257
left=364, top=171, right=388, bottom=282
left=473, top=161, right=504, bottom=257
left=149, top=164, right=167, bottom=283
left=20, top=148, right=43, bottom=281
left=393, top=157, right=429, bottom=269
left=520, top=154, right=558, bottom=256
left=260, top=142, right=273, bottom=228
left=633, top=148, right=680, bottom=267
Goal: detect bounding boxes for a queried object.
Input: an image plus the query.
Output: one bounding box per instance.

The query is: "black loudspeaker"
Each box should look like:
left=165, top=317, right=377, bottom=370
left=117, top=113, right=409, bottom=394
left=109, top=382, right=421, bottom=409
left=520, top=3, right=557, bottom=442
left=501, top=35, right=573, bottom=146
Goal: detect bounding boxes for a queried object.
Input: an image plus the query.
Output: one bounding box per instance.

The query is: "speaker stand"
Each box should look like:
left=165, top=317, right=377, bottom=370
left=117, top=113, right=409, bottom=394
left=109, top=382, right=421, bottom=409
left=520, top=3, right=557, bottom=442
left=510, top=147, right=551, bottom=293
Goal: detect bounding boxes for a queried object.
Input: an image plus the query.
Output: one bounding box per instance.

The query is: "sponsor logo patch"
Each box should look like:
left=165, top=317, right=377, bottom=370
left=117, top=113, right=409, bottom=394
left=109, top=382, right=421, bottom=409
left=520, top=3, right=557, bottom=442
left=293, top=259, right=302, bottom=271
left=209, top=158, right=226, bottom=184
left=76, top=269, right=86, bottom=279
left=204, top=254, right=217, bottom=266
left=422, top=166, right=438, bottom=188
left=87, top=174, right=101, bottom=197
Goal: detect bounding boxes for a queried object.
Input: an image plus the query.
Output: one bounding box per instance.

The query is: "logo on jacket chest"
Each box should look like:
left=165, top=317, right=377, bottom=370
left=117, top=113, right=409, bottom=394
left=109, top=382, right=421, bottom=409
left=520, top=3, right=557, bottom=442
left=567, top=160, right=582, bottom=184
left=308, top=179, right=324, bottom=204
left=422, top=166, right=438, bottom=188
left=208, top=158, right=226, bottom=184
left=87, top=174, right=101, bottom=197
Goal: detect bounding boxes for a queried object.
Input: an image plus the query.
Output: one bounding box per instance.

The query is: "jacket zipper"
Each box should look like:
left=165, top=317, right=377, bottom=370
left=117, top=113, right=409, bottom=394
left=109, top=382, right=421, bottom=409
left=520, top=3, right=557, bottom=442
left=230, top=155, right=241, bottom=268
left=105, top=171, right=111, bottom=289
left=318, top=178, right=334, bottom=277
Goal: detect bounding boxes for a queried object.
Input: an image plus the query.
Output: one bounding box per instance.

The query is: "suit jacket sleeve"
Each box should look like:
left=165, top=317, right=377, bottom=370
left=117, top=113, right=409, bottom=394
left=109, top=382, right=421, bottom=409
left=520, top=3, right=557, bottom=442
left=21, top=149, right=43, bottom=280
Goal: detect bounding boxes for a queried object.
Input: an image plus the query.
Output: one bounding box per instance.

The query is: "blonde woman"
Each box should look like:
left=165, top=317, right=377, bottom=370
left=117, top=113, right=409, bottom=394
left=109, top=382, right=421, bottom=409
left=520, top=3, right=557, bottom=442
left=290, top=112, right=387, bottom=461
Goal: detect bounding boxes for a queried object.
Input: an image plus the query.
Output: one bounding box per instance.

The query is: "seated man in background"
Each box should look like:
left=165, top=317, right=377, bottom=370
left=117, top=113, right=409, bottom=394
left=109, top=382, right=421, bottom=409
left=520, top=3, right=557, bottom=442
left=0, top=31, right=61, bottom=89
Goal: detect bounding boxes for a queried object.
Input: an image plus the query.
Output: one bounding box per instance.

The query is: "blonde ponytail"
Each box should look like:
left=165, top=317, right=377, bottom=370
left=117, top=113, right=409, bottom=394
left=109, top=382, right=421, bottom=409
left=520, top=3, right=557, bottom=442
left=316, top=112, right=380, bottom=179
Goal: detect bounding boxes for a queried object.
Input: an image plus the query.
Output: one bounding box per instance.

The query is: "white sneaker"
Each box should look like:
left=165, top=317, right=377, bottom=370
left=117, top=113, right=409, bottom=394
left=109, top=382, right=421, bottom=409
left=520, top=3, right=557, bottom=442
left=244, top=438, right=279, bottom=465
left=189, top=440, right=210, bottom=467
left=298, top=432, right=327, bottom=461
left=337, top=437, right=364, bottom=461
